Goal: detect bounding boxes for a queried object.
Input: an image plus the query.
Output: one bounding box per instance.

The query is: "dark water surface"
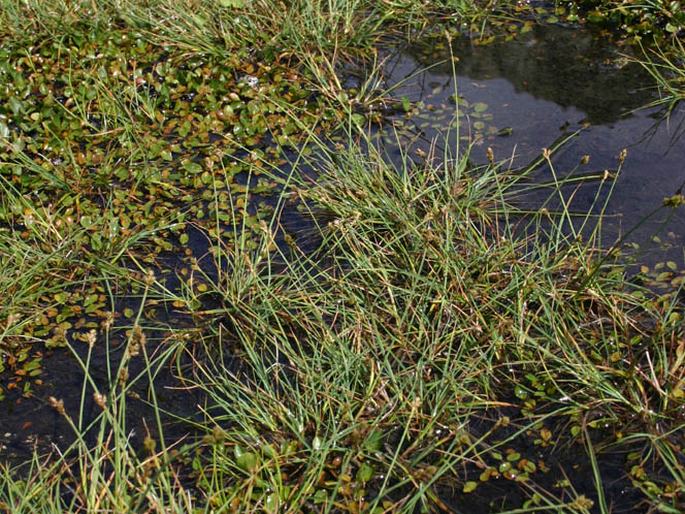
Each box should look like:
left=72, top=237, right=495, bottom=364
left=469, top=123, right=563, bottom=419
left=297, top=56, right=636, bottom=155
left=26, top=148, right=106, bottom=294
left=0, top=308, right=202, bottom=464
left=369, top=24, right=685, bottom=264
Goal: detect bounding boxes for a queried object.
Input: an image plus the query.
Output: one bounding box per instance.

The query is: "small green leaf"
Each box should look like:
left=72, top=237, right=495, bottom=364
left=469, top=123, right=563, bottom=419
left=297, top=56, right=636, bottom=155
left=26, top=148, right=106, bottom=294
left=182, top=161, right=203, bottom=174
left=463, top=481, right=478, bottom=493
left=507, top=451, right=521, bottom=462
left=363, top=430, right=383, bottom=452
left=351, top=113, right=365, bottom=126
left=521, top=460, right=537, bottom=473
left=218, top=0, right=245, bottom=8
left=656, top=271, right=672, bottom=282
left=264, top=493, right=278, bottom=513
left=514, top=385, right=528, bottom=400
left=587, top=10, right=605, bottom=23
left=236, top=451, right=259, bottom=472
left=357, top=462, right=374, bottom=483
left=8, top=97, right=23, bottom=115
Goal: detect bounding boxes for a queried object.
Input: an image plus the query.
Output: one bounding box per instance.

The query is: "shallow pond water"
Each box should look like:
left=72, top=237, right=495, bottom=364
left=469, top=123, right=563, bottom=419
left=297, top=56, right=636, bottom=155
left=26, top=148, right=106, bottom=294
left=369, top=24, right=685, bottom=266
left=0, top=308, right=202, bottom=464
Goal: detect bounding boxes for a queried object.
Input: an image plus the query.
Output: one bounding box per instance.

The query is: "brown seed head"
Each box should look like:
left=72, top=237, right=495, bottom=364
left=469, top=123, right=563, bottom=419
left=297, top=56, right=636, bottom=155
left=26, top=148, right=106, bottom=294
left=48, top=396, right=65, bottom=416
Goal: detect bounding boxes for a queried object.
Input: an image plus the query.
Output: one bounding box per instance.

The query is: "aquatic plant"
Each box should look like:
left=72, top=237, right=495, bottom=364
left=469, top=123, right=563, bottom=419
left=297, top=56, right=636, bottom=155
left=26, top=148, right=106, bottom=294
left=171, top=136, right=685, bottom=511
left=1, top=1, right=684, bottom=512
left=636, top=37, right=685, bottom=114
left=561, top=0, right=685, bottom=37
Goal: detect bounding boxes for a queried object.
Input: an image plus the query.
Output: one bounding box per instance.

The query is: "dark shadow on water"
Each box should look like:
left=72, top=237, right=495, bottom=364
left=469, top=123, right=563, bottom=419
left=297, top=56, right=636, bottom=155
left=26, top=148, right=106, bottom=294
left=408, top=24, right=650, bottom=125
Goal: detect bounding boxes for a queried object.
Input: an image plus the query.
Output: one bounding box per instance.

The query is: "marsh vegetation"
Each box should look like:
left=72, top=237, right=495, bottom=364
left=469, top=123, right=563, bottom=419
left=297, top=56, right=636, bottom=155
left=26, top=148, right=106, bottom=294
left=0, top=1, right=684, bottom=512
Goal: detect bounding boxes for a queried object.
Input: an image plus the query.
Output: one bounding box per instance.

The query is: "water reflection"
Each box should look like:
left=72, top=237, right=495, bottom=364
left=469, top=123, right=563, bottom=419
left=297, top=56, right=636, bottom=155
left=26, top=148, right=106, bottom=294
left=372, top=25, right=685, bottom=262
